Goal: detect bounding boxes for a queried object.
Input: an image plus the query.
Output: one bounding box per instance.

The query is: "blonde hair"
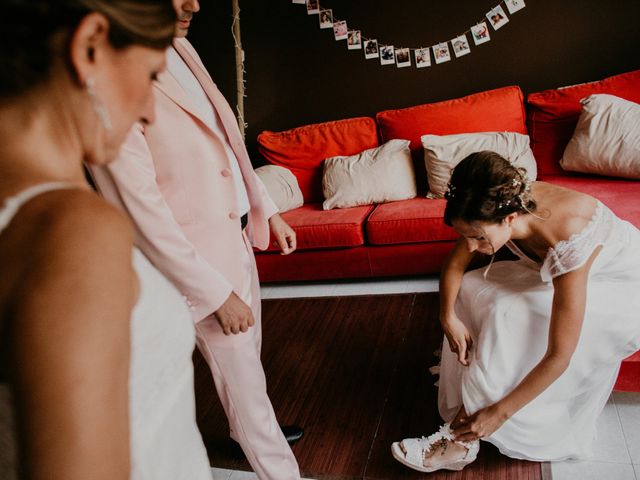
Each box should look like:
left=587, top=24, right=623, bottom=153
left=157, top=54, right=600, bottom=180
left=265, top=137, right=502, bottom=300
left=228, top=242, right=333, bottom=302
left=1, top=0, right=175, bottom=99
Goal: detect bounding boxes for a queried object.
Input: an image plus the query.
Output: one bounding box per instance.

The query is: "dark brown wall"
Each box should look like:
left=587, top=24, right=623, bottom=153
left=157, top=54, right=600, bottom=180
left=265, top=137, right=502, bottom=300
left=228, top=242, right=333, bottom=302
left=189, top=0, right=640, bottom=164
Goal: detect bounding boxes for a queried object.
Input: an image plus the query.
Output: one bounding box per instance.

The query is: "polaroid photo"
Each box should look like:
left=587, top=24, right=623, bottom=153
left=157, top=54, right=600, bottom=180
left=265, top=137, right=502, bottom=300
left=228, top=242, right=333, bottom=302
left=348, top=30, right=362, bottom=50
left=432, top=42, right=451, bottom=64
left=292, top=0, right=306, bottom=4
left=395, top=48, right=411, bottom=68
left=486, top=6, right=509, bottom=30
left=380, top=45, right=395, bottom=65
left=319, top=9, right=333, bottom=29
left=415, top=48, right=431, bottom=68
left=333, top=20, right=348, bottom=40
left=505, top=0, right=526, bottom=14
left=452, top=34, right=471, bottom=58
left=364, top=39, right=379, bottom=59
left=471, top=22, right=491, bottom=45
left=306, top=0, right=319, bottom=15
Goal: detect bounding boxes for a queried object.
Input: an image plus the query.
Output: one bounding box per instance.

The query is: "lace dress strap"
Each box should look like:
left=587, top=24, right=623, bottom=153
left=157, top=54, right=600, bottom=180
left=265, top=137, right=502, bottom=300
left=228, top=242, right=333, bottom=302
left=0, top=182, right=76, bottom=237
left=540, top=201, right=612, bottom=282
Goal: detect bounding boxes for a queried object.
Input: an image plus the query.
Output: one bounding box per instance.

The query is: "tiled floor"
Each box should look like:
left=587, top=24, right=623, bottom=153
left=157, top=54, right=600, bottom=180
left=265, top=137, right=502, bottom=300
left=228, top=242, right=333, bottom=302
left=209, top=276, right=640, bottom=480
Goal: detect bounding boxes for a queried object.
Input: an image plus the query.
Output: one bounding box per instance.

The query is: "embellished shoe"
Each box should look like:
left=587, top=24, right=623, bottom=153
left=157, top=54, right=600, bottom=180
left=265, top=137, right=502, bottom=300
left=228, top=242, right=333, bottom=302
left=390, top=423, right=480, bottom=473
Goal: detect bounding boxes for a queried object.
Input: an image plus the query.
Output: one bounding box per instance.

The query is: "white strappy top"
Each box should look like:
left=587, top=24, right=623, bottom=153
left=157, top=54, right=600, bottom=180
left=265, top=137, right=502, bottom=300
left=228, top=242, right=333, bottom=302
left=506, top=201, right=619, bottom=282
left=0, top=183, right=212, bottom=480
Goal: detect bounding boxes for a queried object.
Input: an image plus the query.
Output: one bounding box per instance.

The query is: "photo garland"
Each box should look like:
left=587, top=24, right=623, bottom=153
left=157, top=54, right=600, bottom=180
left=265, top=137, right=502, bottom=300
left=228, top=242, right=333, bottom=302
left=292, top=0, right=526, bottom=69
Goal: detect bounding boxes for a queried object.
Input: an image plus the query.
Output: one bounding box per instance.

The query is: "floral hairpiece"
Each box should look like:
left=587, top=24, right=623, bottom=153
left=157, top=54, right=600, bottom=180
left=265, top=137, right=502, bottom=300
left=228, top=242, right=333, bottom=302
left=497, top=175, right=531, bottom=210
left=445, top=182, right=456, bottom=199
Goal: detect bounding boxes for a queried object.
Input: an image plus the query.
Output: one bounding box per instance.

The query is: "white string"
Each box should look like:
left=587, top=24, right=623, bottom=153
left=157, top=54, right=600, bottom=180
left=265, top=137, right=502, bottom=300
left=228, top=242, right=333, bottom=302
left=231, top=0, right=248, bottom=135
left=298, top=0, right=520, bottom=66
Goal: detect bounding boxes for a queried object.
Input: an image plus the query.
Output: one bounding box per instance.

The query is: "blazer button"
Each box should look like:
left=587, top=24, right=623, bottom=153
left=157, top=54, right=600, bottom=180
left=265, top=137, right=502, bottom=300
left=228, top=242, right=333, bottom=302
left=229, top=211, right=239, bottom=219
left=221, top=168, right=232, bottom=177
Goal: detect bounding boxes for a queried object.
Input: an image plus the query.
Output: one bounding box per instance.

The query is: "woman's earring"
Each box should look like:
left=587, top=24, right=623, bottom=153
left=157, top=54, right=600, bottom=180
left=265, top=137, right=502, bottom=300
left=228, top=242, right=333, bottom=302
left=85, top=77, right=112, bottom=130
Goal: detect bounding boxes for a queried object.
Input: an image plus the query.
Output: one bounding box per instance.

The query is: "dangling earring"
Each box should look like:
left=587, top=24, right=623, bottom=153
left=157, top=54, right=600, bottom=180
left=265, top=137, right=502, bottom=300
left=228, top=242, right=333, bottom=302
left=85, top=77, right=112, bottom=130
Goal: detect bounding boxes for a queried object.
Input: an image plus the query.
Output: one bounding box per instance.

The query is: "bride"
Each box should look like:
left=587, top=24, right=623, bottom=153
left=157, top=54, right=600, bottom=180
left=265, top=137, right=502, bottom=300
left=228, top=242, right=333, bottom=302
left=391, top=151, right=640, bottom=472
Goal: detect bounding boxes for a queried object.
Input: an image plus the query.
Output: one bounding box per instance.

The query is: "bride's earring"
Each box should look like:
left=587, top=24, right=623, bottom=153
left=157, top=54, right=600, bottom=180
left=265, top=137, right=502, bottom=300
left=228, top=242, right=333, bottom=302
left=85, top=76, right=113, bottom=130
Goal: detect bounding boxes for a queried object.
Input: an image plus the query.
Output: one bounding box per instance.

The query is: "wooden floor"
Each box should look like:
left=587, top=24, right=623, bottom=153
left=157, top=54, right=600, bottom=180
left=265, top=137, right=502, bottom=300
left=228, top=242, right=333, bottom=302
left=194, top=293, right=543, bottom=479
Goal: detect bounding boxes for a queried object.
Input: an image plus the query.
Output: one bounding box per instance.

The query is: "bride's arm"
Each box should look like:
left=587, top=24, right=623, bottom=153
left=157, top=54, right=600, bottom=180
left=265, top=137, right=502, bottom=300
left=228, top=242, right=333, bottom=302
left=439, top=238, right=477, bottom=365
left=452, top=246, right=602, bottom=441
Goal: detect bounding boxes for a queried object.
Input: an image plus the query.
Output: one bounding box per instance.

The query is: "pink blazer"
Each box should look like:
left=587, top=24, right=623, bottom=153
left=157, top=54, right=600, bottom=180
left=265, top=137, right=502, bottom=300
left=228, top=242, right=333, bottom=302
left=89, top=38, right=277, bottom=323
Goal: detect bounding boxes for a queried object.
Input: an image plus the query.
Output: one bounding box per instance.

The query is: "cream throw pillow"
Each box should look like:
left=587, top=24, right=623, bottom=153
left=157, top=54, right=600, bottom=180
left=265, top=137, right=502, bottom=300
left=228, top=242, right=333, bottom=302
left=561, top=94, right=640, bottom=179
left=322, top=139, right=416, bottom=210
left=255, top=165, right=303, bottom=213
left=422, top=131, right=538, bottom=198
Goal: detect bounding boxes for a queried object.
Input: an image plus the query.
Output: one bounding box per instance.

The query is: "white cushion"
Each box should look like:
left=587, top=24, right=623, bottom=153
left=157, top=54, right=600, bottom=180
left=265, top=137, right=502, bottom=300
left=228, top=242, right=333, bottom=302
left=254, top=165, right=303, bottom=213
left=561, top=94, right=640, bottom=179
left=322, top=139, right=416, bottom=210
left=421, top=131, right=538, bottom=198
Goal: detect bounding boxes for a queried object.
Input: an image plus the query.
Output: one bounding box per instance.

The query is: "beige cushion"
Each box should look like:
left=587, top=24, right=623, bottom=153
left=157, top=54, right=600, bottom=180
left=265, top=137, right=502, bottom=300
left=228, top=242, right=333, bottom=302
left=421, top=131, right=538, bottom=198
left=255, top=165, right=303, bottom=213
left=322, top=139, right=416, bottom=210
left=561, top=94, right=640, bottom=179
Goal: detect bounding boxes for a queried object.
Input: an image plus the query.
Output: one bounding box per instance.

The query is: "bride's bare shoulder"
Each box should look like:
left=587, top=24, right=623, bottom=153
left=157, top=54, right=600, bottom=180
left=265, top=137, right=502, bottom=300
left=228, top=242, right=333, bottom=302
left=533, top=182, right=599, bottom=242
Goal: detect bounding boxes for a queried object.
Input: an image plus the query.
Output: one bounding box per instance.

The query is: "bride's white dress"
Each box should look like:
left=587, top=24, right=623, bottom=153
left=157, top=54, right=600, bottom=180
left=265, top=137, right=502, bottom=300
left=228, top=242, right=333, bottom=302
left=0, top=183, right=212, bottom=479
left=438, top=201, right=640, bottom=461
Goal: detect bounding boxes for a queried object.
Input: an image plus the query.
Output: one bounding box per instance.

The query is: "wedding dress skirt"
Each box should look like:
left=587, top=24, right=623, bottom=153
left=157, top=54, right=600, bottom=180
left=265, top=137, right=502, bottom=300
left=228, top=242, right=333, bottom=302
left=438, top=202, right=640, bottom=461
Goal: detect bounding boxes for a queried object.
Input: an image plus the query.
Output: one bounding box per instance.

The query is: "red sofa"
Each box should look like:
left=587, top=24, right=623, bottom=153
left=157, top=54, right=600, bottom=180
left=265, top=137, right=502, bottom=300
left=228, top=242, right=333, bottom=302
left=255, top=69, right=640, bottom=391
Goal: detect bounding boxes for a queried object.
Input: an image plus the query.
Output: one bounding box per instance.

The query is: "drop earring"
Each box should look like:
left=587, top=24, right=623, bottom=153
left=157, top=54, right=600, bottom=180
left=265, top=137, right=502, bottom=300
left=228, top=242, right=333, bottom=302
left=85, top=76, right=112, bottom=130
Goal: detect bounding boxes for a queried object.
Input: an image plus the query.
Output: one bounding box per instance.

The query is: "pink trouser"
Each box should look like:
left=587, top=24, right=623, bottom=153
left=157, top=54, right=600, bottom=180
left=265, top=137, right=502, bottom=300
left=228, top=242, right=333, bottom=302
left=194, top=232, right=300, bottom=480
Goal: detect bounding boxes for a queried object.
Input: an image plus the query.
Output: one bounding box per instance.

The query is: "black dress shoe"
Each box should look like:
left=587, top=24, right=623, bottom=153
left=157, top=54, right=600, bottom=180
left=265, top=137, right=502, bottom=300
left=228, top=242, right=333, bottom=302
left=281, top=424, right=304, bottom=445
left=229, top=424, right=304, bottom=455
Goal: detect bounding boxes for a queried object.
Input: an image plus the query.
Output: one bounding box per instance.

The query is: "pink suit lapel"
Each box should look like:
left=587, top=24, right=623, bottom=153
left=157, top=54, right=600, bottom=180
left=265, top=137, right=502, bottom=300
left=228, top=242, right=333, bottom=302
left=171, top=38, right=261, bottom=201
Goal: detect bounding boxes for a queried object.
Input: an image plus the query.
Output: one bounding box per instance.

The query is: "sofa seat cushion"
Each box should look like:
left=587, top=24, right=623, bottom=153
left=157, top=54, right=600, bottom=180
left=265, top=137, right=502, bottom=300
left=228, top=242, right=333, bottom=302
left=366, top=198, right=458, bottom=245
left=264, top=203, right=375, bottom=252
left=527, top=69, right=640, bottom=177
left=542, top=175, right=640, bottom=227
left=257, top=117, right=379, bottom=203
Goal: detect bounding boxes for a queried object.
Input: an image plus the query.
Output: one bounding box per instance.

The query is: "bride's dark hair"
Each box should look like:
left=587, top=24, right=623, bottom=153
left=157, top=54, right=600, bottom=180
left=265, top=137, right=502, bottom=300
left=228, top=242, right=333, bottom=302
left=443, top=151, right=537, bottom=227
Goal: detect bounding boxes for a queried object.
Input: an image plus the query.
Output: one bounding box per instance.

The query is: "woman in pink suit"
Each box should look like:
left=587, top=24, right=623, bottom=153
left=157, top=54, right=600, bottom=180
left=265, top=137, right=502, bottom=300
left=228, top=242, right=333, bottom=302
left=88, top=1, right=302, bottom=479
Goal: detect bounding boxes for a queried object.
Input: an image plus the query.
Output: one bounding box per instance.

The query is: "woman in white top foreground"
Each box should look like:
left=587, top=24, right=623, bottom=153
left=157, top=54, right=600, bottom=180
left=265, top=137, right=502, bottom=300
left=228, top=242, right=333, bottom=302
left=0, top=1, right=211, bottom=479
left=392, top=151, right=640, bottom=473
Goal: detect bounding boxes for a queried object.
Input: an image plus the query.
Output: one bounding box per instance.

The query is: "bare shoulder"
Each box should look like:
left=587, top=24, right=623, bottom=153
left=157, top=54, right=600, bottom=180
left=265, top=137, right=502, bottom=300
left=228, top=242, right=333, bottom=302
left=534, top=182, right=599, bottom=243
left=36, top=188, right=134, bottom=246
left=10, top=188, right=137, bottom=329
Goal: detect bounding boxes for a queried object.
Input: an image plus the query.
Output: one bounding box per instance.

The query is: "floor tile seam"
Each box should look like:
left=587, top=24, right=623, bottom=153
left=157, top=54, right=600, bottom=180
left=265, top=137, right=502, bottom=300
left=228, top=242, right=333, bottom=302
left=612, top=395, right=635, bottom=464
left=552, top=458, right=635, bottom=465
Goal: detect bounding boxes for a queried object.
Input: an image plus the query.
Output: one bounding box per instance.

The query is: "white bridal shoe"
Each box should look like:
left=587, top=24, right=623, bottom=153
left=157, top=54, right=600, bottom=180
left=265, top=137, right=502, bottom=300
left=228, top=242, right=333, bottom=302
left=391, top=423, right=480, bottom=473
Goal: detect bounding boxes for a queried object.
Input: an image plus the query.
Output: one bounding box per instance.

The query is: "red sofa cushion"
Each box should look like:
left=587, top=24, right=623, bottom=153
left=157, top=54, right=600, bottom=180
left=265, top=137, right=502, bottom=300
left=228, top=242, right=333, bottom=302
left=265, top=203, right=374, bottom=252
left=376, top=86, right=528, bottom=156
left=366, top=198, right=458, bottom=245
left=257, top=117, right=379, bottom=203
left=376, top=86, right=527, bottom=194
left=527, top=69, right=640, bottom=177
left=615, top=351, right=640, bottom=392
left=542, top=175, right=640, bottom=227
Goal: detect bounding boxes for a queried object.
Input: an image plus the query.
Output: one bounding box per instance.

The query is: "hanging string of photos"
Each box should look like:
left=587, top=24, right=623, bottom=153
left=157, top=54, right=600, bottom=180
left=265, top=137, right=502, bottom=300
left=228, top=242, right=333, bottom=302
left=291, top=0, right=526, bottom=69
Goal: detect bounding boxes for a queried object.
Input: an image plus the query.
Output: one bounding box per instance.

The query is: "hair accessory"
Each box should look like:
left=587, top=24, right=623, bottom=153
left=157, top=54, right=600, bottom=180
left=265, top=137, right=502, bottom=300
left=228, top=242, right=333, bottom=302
left=445, top=182, right=456, bottom=199
left=497, top=199, right=512, bottom=210
left=85, top=77, right=113, bottom=130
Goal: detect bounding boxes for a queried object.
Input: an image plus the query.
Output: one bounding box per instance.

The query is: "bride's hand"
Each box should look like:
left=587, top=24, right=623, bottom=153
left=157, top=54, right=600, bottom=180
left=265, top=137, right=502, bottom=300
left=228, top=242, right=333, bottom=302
left=451, top=404, right=509, bottom=441
left=442, top=315, right=472, bottom=366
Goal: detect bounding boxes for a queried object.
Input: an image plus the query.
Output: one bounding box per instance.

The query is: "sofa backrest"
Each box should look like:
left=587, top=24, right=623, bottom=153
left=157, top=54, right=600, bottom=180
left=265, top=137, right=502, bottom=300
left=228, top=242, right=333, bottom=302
left=376, top=86, right=528, bottom=191
left=527, top=69, right=640, bottom=177
left=257, top=117, right=379, bottom=203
